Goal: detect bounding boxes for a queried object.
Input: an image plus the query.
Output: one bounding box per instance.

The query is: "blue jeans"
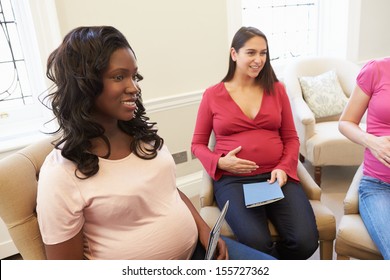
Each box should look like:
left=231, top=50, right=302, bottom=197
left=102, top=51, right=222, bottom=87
left=359, top=176, right=390, bottom=259
left=214, top=174, right=319, bottom=260
left=190, top=236, right=276, bottom=260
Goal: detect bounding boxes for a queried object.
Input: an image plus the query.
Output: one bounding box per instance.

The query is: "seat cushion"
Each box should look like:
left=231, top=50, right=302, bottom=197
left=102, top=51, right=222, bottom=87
left=306, top=121, right=365, bottom=166
left=335, top=214, right=382, bottom=259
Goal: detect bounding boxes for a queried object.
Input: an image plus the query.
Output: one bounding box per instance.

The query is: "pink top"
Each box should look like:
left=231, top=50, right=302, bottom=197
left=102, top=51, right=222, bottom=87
left=37, top=145, right=198, bottom=260
left=191, top=82, right=300, bottom=181
left=357, top=58, right=390, bottom=183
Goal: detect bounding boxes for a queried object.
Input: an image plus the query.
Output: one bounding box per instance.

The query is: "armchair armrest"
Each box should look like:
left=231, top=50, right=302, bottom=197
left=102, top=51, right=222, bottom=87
left=297, top=161, right=321, bottom=201
left=344, top=164, right=363, bottom=215
left=200, top=170, right=215, bottom=207
left=292, top=98, right=316, bottom=141
left=293, top=97, right=315, bottom=125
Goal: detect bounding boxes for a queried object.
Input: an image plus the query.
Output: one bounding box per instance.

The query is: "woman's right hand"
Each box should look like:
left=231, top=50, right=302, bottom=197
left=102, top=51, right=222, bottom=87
left=366, top=134, right=390, bottom=167
left=217, top=146, right=259, bottom=174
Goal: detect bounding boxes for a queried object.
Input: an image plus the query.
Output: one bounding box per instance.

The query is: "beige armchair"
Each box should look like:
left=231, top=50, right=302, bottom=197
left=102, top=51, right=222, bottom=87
left=199, top=160, right=337, bottom=260
left=0, top=136, right=55, bottom=260
left=283, top=57, right=365, bottom=186
left=335, top=164, right=383, bottom=259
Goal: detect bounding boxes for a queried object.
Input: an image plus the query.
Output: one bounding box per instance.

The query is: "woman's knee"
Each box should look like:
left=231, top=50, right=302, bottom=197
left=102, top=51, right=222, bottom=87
left=295, top=236, right=319, bottom=258
left=233, top=230, right=274, bottom=253
left=278, top=229, right=319, bottom=259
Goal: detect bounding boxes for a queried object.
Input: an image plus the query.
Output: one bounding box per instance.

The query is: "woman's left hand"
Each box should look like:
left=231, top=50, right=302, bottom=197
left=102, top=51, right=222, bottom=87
left=198, top=227, right=229, bottom=260
left=268, top=169, right=287, bottom=187
left=214, top=237, right=229, bottom=260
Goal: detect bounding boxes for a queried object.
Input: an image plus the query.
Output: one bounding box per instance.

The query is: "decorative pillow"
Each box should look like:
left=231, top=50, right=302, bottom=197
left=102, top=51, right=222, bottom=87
left=299, top=70, right=348, bottom=118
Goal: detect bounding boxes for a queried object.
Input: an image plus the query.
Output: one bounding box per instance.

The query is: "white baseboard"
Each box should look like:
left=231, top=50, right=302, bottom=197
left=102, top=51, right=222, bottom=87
left=0, top=240, right=18, bottom=259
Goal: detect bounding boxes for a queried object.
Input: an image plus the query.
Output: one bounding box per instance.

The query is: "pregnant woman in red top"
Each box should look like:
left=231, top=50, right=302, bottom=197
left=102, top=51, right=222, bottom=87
left=191, top=26, right=318, bottom=259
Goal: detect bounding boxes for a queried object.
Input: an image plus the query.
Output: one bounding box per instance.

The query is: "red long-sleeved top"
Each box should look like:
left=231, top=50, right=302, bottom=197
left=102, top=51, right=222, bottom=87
left=191, top=82, right=300, bottom=181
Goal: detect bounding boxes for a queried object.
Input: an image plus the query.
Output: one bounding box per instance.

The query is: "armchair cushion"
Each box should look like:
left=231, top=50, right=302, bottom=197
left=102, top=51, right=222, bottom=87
left=299, top=70, right=348, bottom=118
left=336, top=214, right=381, bottom=259
left=305, top=121, right=366, bottom=166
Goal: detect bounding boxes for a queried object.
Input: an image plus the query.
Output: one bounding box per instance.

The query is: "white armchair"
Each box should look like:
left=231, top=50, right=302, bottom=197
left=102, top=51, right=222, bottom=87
left=283, top=57, right=365, bottom=186
left=199, top=133, right=336, bottom=260
left=335, top=164, right=383, bottom=259
left=0, top=136, right=55, bottom=259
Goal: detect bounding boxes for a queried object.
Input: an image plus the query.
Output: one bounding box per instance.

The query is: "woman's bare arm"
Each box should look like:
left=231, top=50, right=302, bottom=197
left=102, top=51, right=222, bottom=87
left=44, top=229, right=84, bottom=260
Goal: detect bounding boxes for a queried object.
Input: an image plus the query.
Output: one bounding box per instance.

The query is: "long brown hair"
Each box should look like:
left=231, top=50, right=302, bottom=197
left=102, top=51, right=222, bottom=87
left=45, top=26, right=163, bottom=179
left=222, top=26, right=278, bottom=94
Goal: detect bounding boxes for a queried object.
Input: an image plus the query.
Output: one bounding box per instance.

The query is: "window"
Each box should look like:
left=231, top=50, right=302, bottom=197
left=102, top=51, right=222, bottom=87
left=0, top=0, right=33, bottom=112
left=229, top=0, right=352, bottom=75
left=0, top=0, right=60, bottom=152
left=241, top=0, right=319, bottom=62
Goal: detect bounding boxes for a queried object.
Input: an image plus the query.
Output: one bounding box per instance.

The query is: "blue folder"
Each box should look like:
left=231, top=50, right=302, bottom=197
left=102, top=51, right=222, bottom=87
left=243, top=181, right=284, bottom=208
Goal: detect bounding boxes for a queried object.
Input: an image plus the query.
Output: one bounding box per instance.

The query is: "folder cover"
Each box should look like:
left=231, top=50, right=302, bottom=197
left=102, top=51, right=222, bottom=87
left=243, top=181, right=284, bottom=208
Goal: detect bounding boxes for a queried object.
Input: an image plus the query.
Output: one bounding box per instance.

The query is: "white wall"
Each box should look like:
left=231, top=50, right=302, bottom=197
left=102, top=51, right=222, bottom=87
left=345, top=0, right=390, bottom=63
left=54, top=0, right=229, bottom=101
left=356, top=0, right=390, bottom=61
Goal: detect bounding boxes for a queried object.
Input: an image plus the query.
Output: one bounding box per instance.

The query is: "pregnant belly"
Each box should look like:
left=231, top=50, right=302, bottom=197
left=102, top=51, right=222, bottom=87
left=215, top=130, right=283, bottom=169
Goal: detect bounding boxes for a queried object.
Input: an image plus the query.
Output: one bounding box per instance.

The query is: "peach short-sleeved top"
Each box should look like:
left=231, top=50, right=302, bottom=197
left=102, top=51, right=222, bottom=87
left=37, top=145, right=198, bottom=259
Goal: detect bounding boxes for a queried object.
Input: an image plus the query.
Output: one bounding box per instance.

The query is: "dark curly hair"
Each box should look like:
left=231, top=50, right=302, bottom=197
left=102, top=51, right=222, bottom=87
left=44, top=26, right=163, bottom=179
left=222, top=26, right=279, bottom=94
